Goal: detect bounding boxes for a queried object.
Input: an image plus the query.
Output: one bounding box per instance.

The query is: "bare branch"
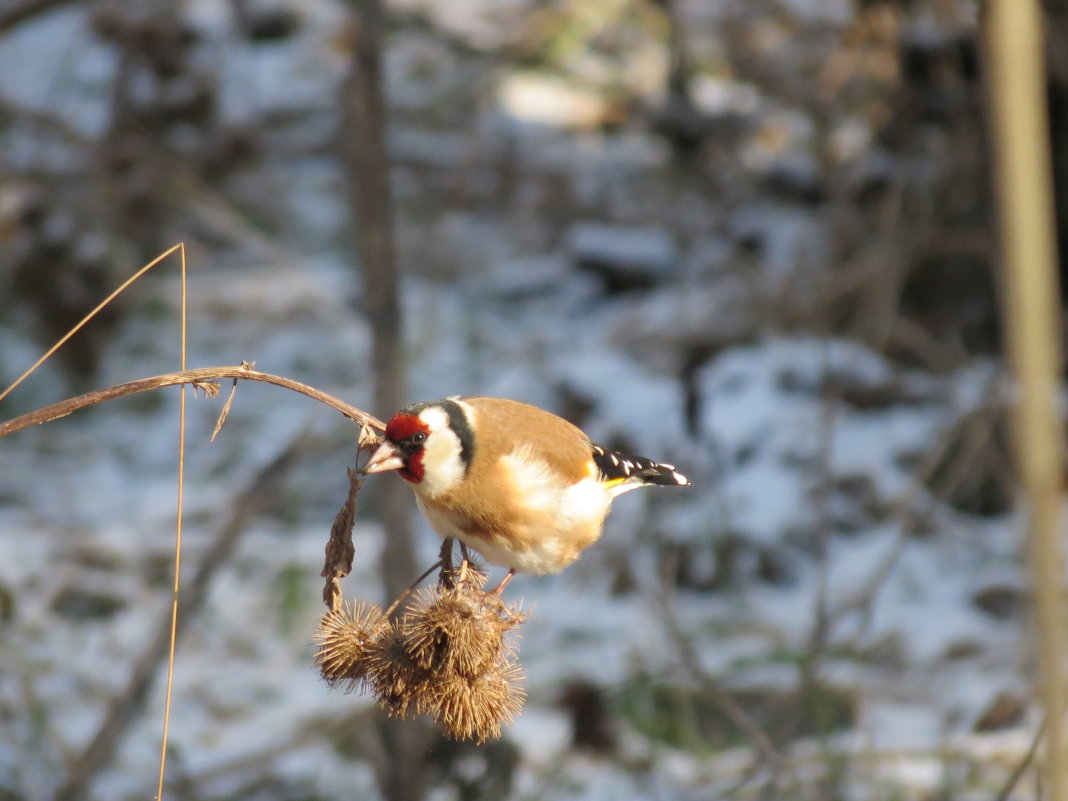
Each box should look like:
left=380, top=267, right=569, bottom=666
left=0, top=0, right=99, bottom=35
left=651, top=591, right=783, bottom=773
left=994, top=716, right=1045, bottom=801
left=0, top=365, right=386, bottom=440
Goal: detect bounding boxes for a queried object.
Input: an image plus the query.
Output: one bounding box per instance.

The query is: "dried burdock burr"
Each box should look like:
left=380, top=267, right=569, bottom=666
left=316, top=579, right=527, bottom=740
left=361, top=623, right=432, bottom=718
left=315, top=471, right=529, bottom=742
left=426, top=658, right=526, bottom=744
left=400, top=582, right=522, bottom=676
left=313, top=601, right=388, bottom=690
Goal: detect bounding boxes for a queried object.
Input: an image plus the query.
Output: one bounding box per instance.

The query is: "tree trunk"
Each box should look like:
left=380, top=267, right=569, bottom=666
left=339, top=3, right=428, bottom=800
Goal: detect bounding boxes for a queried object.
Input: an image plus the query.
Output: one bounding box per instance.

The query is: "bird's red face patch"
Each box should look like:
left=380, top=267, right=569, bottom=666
left=385, top=413, right=426, bottom=443
left=400, top=450, right=425, bottom=483
left=385, top=413, right=429, bottom=483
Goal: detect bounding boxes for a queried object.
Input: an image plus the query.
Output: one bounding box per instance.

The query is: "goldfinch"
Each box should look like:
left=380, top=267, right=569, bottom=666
left=363, top=396, right=690, bottom=583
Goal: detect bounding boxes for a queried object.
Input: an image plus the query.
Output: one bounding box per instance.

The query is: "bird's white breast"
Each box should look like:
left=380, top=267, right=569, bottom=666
left=415, top=447, right=613, bottom=574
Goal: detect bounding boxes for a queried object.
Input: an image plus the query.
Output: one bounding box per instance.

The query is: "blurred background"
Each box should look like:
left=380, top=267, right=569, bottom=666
left=0, top=0, right=1049, bottom=799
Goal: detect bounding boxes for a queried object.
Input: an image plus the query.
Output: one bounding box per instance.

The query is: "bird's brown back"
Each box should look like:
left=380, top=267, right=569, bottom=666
left=461, top=397, right=594, bottom=485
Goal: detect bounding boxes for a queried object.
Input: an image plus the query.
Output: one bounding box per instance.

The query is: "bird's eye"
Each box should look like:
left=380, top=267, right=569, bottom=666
left=411, top=432, right=427, bottom=445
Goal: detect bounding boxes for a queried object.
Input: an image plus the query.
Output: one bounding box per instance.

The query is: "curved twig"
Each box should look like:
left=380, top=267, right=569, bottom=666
left=0, top=365, right=387, bottom=440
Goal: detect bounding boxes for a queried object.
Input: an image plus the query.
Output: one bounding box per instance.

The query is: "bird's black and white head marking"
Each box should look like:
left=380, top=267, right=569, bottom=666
left=385, top=398, right=476, bottom=495
left=435, top=398, right=476, bottom=471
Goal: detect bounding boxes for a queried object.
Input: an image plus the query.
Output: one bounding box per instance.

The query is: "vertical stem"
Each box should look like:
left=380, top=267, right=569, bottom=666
left=339, top=3, right=427, bottom=800
left=986, top=3, right=1068, bottom=799
left=341, top=0, right=416, bottom=598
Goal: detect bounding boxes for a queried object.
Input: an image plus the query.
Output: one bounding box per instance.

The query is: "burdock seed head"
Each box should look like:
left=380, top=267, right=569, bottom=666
left=449, top=553, right=489, bottom=589
left=362, top=623, right=432, bottom=718
left=427, top=658, right=527, bottom=744
left=400, top=583, right=522, bottom=676
left=314, top=601, right=388, bottom=690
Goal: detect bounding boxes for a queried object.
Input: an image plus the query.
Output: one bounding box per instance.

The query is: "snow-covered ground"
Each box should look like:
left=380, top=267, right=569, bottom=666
left=0, top=1, right=1036, bottom=800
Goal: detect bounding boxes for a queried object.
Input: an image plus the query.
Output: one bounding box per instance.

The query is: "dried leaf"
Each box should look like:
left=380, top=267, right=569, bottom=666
left=209, top=380, right=238, bottom=441
left=321, top=467, right=363, bottom=610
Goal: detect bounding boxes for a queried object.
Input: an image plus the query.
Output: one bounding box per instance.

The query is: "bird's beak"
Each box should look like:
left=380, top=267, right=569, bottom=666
left=363, top=441, right=405, bottom=474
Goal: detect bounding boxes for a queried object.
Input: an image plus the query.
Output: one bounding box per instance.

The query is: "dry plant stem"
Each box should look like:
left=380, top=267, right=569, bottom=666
left=0, top=365, right=386, bottom=440
left=383, top=559, right=447, bottom=619
left=53, top=435, right=311, bottom=801
left=0, top=243, right=186, bottom=405
left=438, top=538, right=457, bottom=589
left=987, top=2, right=1068, bottom=797
left=489, top=569, right=516, bottom=596
left=156, top=241, right=189, bottom=801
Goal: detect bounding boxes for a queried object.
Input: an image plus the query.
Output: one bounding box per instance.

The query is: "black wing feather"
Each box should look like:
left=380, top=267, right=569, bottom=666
left=590, top=443, right=690, bottom=487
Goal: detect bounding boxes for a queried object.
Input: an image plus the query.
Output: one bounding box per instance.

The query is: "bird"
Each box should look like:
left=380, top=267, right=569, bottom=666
left=363, top=396, right=690, bottom=589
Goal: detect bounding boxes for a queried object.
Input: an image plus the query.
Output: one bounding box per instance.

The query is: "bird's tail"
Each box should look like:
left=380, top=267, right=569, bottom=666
left=592, top=443, right=691, bottom=495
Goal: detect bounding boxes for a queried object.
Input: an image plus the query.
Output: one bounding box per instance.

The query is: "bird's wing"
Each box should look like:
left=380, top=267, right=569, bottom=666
left=462, top=397, right=594, bottom=485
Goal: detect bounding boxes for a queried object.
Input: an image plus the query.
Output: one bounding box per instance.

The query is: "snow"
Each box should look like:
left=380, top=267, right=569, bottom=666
left=566, top=222, right=678, bottom=281
left=498, top=73, right=615, bottom=128
left=0, top=1, right=1038, bottom=800
left=0, top=11, right=116, bottom=137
